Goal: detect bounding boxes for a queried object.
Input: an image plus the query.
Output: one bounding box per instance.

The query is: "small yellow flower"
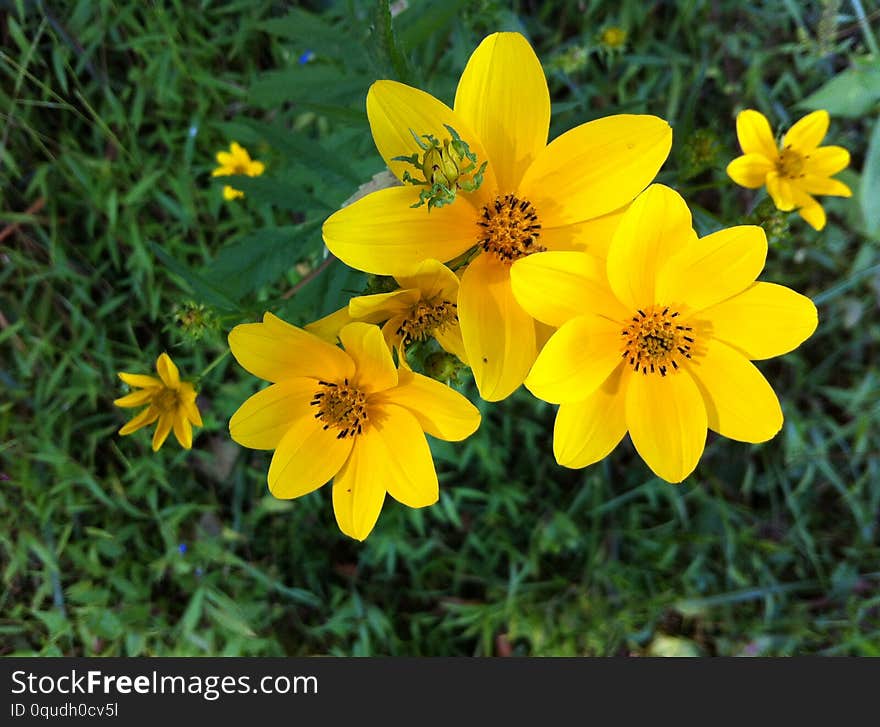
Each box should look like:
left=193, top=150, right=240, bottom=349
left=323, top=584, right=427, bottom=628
left=227, top=316, right=481, bottom=541
left=727, top=109, right=851, bottom=231
left=600, top=26, right=627, bottom=49
left=322, top=32, right=672, bottom=401
left=212, top=141, right=265, bottom=200
left=306, top=259, right=466, bottom=363
left=115, top=353, right=203, bottom=451
left=510, top=184, right=818, bottom=483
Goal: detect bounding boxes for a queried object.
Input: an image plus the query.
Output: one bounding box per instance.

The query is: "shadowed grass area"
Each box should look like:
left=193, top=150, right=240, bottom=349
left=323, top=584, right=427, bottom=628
left=2, top=0, right=879, bottom=656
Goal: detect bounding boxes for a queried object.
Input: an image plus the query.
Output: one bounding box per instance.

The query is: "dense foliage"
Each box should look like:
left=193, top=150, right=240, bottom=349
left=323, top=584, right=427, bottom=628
left=2, top=0, right=879, bottom=656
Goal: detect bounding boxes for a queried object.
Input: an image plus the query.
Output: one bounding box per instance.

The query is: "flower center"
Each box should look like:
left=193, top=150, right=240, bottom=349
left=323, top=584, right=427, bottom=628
left=621, top=305, right=694, bottom=376
left=777, top=147, right=805, bottom=178
left=310, top=379, right=368, bottom=439
left=154, top=388, right=180, bottom=413
left=232, top=163, right=249, bottom=175
left=477, top=194, right=545, bottom=264
left=397, top=299, right=457, bottom=345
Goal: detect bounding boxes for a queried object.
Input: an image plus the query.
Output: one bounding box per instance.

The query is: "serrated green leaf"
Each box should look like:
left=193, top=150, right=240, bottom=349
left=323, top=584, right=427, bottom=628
left=235, top=118, right=363, bottom=185
left=218, top=174, right=333, bottom=213
left=249, top=65, right=368, bottom=108
left=151, top=242, right=241, bottom=310
left=202, top=222, right=322, bottom=300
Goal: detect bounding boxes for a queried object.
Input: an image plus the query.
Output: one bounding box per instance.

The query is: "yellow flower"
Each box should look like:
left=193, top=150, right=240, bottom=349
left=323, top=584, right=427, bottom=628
left=600, top=26, right=627, bottom=49
left=115, top=353, right=203, bottom=451
left=727, top=109, right=851, bottom=231
left=510, top=184, right=818, bottom=483
left=322, top=32, right=672, bottom=401
left=306, top=259, right=466, bottom=363
left=212, top=141, right=265, bottom=200
left=227, top=315, right=480, bottom=541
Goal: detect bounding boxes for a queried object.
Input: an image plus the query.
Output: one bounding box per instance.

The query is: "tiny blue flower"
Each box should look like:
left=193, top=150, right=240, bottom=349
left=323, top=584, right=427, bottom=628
left=195, top=567, right=204, bottom=577
left=178, top=543, right=188, bottom=554
left=298, top=50, right=315, bottom=64
left=188, top=125, right=198, bottom=138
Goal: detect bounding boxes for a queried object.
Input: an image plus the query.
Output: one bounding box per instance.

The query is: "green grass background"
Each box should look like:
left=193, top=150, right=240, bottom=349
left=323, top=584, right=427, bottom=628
left=2, top=0, right=879, bottom=656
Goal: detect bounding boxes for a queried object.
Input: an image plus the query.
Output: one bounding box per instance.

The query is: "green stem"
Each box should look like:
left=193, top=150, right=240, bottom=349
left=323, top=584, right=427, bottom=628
left=199, top=348, right=230, bottom=380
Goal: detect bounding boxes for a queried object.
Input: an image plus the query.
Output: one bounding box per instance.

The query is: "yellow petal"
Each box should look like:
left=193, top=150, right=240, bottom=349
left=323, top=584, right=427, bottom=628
left=268, top=416, right=354, bottom=499
left=510, top=250, right=628, bottom=328
left=791, top=185, right=827, bottom=230
left=230, top=142, right=247, bottom=159
left=541, top=206, right=627, bottom=257
left=765, top=171, right=795, bottom=211
left=181, top=389, right=203, bottom=426
left=520, top=114, right=672, bottom=227
left=228, top=312, right=355, bottom=384
left=686, top=339, right=782, bottom=443
left=113, top=389, right=155, bottom=408
left=322, top=187, right=480, bottom=276
left=606, top=184, right=696, bottom=310
left=800, top=175, right=851, bottom=197
left=553, top=363, right=628, bottom=468
left=726, top=153, right=773, bottom=188
left=735, top=109, right=778, bottom=160
left=357, top=403, right=438, bottom=508
left=152, top=412, right=174, bottom=452
left=172, top=411, right=194, bottom=450
left=305, top=306, right=353, bottom=343
left=434, top=323, right=468, bottom=364
left=372, top=367, right=480, bottom=441
left=783, top=110, right=828, bottom=152
left=797, top=197, right=826, bottom=230
left=525, top=313, right=625, bottom=404
left=366, top=79, right=496, bottom=201
left=332, top=450, right=387, bottom=542
left=701, top=282, right=818, bottom=360
left=156, top=353, right=180, bottom=388
left=348, top=289, right=421, bottom=322
left=223, top=185, right=244, bottom=201
left=454, top=32, right=549, bottom=192
left=458, top=254, right=536, bottom=402
left=118, top=405, right=159, bottom=436
left=803, top=145, right=849, bottom=176
left=247, top=160, right=265, bottom=176
left=657, top=225, right=767, bottom=312
left=229, top=378, right=316, bottom=450
left=339, top=322, right=397, bottom=393
left=625, top=369, right=707, bottom=483
left=394, top=258, right=460, bottom=301
left=117, top=372, right=162, bottom=389
left=216, top=151, right=235, bottom=167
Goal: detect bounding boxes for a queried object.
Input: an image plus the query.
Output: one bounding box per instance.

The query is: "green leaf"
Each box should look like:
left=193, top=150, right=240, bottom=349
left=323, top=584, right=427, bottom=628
left=799, top=61, right=880, bottom=118
left=234, top=118, right=363, bottom=186
left=202, top=222, right=322, bottom=300
left=150, top=242, right=241, bottom=310
left=398, top=0, right=472, bottom=50
left=219, top=174, right=334, bottom=213
left=249, top=65, right=369, bottom=109
left=861, top=119, right=880, bottom=236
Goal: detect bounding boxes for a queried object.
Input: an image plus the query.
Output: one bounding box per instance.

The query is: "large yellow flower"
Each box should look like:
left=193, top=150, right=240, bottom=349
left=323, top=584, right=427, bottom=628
left=212, top=141, right=265, bottom=200
left=322, top=32, right=672, bottom=401
left=227, top=315, right=480, bottom=540
left=727, top=109, right=850, bottom=231
left=306, top=259, right=466, bottom=363
left=115, top=353, right=202, bottom=451
left=510, top=184, right=818, bottom=483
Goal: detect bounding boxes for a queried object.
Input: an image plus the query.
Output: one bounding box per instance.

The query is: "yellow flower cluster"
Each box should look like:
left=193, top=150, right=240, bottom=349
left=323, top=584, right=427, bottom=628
left=117, top=32, right=846, bottom=541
